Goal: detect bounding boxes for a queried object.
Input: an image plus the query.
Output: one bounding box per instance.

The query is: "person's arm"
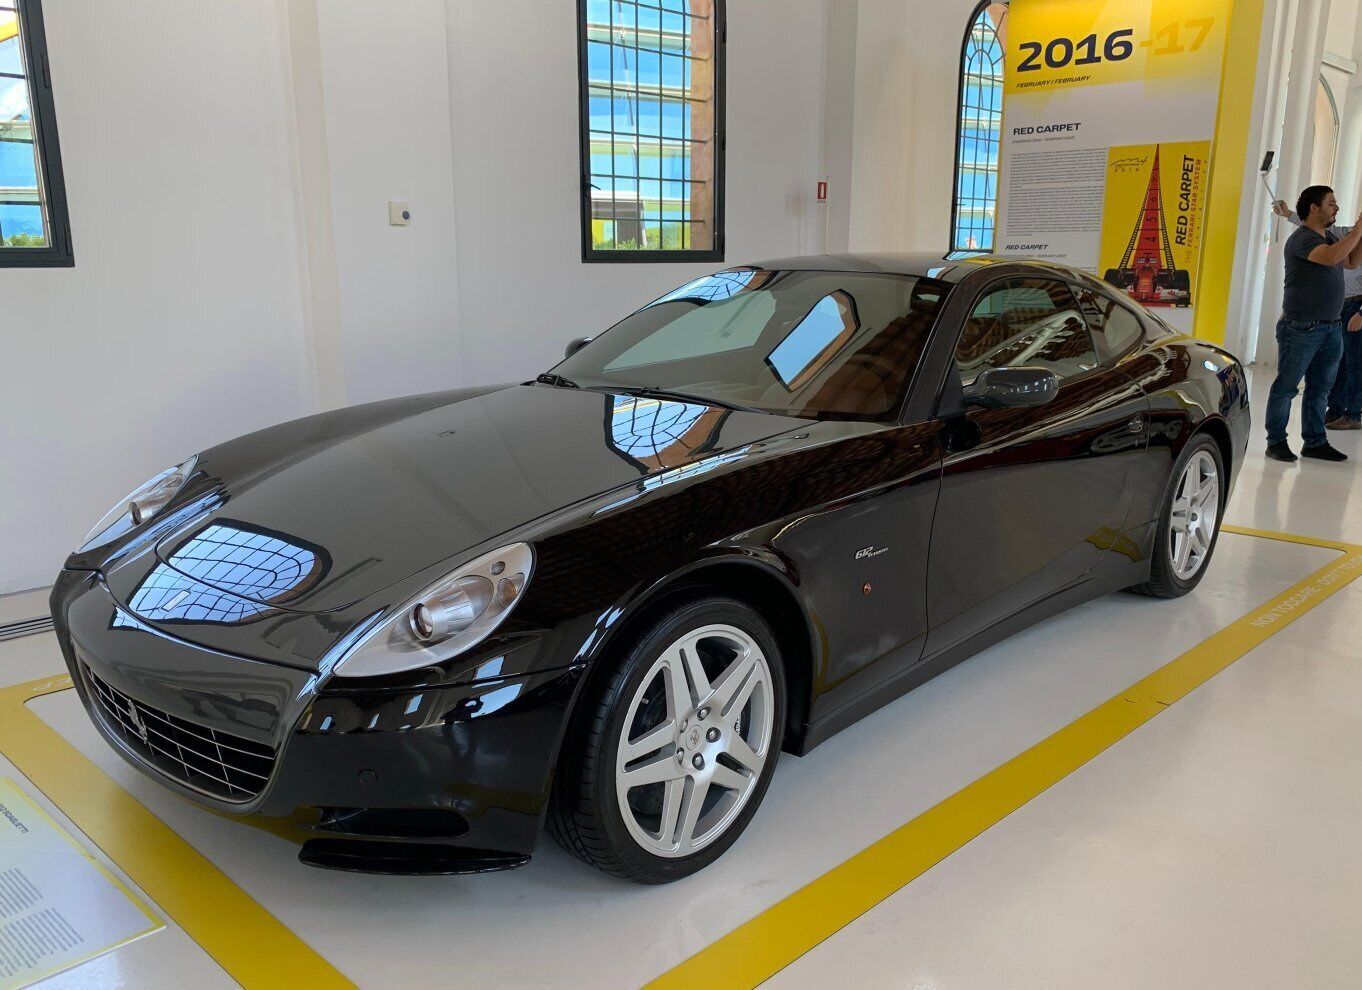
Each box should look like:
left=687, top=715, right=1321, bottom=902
left=1274, top=201, right=1302, bottom=226
left=1306, top=218, right=1362, bottom=267
left=1347, top=222, right=1362, bottom=269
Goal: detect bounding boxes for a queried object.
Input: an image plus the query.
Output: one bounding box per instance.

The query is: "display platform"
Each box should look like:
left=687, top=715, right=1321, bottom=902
left=1, top=523, right=1354, bottom=988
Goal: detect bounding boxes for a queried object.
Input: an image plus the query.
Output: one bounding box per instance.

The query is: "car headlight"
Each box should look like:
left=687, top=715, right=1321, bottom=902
left=78, top=456, right=198, bottom=552
left=332, top=543, right=534, bottom=678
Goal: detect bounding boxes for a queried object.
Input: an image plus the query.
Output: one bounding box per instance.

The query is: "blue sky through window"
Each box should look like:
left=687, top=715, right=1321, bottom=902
left=1, top=4, right=49, bottom=247
left=584, top=0, right=719, bottom=254
left=952, top=4, right=1005, bottom=254
left=767, top=294, right=855, bottom=389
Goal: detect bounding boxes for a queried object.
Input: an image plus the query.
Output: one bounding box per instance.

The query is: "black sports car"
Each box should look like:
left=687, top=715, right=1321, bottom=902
left=52, top=254, right=1249, bottom=882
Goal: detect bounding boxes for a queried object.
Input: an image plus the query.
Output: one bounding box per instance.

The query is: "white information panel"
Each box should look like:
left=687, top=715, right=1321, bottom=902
left=0, top=778, right=161, bottom=989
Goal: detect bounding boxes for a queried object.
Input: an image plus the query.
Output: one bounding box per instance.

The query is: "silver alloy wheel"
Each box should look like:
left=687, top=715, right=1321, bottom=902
left=1168, top=449, right=1220, bottom=581
left=614, top=623, right=774, bottom=859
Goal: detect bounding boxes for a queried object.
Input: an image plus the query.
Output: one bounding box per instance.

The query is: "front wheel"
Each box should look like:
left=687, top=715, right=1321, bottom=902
left=1129, top=434, right=1225, bottom=598
left=548, top=595, right=787, bottom=883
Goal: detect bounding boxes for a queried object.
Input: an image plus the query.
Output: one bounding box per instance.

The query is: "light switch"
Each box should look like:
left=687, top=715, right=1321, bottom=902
left=388, top=201, right=411, bottom=226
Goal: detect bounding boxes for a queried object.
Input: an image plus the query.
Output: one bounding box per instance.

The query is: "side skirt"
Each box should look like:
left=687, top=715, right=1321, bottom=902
left=792, top=556, right=1149, bottom=756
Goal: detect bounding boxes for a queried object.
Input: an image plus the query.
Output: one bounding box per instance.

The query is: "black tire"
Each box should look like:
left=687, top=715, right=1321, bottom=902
left=1128, top=433, right=1225, bottom=598
left=547, top=594, right=787, bottom=883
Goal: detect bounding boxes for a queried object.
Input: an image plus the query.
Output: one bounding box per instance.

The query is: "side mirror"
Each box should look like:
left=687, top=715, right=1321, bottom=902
left=565, top=336, right=593, bottom=358
left=962, top=366, right=1058, bottom=409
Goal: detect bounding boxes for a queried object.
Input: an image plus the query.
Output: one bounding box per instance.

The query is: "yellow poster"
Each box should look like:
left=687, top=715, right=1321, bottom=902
left=999, top=0, right=1234, bottom=329
left=1007, top=0, right=1230, bottom=97
left=1099, top=141, right=1211, bottom=308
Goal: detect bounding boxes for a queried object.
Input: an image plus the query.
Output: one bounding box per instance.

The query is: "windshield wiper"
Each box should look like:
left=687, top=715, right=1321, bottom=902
left=534, top=373, right=580, bottom=389
left=615, top=386, right=762, bottom=415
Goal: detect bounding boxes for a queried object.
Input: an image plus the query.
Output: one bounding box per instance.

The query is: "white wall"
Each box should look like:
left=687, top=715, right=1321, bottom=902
left=819, top=0, right=860, bottom=255
left=1318, top=0, right=1356, bottom=193
left=1327, top=0, right=1362, bottom=210
left=312, top=0, right=464, bottom=405
left=0, top=0, right=845, bottom=594
left=444, top=0, right=831, bottom=386
left=845, top=0, right=980, bottom=253
left=0, top=0, right=316, bottom=594
left=1239, top=0, right=1362, bottom=364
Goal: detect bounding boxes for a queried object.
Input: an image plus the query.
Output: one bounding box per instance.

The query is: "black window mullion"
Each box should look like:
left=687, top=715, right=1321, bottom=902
left=950, top=3, right=1004, bottom=256
left=632, top=0, right=644, bottom=249
left=578, top=0, right=724, bottom=263
left=1, top=0, right=72, bottom=267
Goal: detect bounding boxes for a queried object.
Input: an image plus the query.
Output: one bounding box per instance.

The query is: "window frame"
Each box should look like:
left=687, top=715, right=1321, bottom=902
left=1313, top=74, right=1339, bottom=185
left=949, top=0, right=1005, bottom=256
left=575, top=0, right=727, bottom=265
left=951, top=275, right=1101, bottom=388
left=1, top=0, right=72, bottom=267
left=1070, top=281, right=1146, bottom=366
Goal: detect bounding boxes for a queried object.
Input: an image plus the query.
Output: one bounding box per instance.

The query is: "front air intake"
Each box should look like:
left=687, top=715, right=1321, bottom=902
left=82, top=664, right=276, bottom=802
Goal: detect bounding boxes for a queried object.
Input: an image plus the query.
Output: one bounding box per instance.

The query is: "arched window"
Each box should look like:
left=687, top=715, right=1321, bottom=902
left=951, top=2, right=1007, bottom=254
left=1312, top=75, right=1339, bottom=186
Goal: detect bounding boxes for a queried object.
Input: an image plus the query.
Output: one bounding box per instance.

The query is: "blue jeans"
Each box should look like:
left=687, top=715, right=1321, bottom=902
left=1266, top=317, right=1344, bottom=448
left=1326, top=297, right=1362, bottom=420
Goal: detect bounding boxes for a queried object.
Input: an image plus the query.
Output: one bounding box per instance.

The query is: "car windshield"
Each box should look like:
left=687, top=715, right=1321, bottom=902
left=552, top=269, right=949, bottom=421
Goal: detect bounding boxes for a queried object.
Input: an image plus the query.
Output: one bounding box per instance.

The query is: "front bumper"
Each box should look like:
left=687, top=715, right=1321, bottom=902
left=51, top=569, right=584, bottom=873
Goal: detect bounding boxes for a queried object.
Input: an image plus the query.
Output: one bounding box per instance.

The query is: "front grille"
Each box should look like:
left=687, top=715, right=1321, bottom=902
left=82, top=665, right=276, bottom=803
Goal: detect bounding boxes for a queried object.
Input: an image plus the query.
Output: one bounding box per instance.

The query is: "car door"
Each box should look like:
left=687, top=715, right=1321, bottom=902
left=923, top=275, right=1150, bottom=656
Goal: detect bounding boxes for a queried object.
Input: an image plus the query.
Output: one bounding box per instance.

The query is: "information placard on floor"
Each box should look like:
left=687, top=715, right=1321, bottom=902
left=0, top=777, right=161, bottom=989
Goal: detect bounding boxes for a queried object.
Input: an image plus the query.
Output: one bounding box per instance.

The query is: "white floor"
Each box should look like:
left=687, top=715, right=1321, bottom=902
left=7, top=381, right=1362, bottom=989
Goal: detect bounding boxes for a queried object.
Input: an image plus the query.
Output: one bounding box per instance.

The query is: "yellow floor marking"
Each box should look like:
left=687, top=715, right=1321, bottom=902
left=645, top=527, right=1362, bottom=990
left=1221, top=522, right=1357, bottom=553
left=2, top=528, right=1356, bottom=990
left=0, top=675, right=356, bottom=990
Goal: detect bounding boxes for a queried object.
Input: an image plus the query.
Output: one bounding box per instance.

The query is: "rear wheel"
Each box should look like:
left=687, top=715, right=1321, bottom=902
left=1129, top=434, right=1224, bottom=598
left=548, top=595, right=786, bottom=883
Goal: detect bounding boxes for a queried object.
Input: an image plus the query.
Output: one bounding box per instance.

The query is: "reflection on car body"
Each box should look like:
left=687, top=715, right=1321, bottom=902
left=52, top=252, right=1249, bottom=882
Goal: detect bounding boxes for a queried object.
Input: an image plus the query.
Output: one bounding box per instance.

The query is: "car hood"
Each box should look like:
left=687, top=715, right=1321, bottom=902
left=144, top=384, right=809, bottom=614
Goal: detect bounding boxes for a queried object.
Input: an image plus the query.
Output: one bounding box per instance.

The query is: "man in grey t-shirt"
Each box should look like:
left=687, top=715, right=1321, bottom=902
left=1276, top=199, right=1362, bottom=429
left=1264, top=186, right=1362, bottom=462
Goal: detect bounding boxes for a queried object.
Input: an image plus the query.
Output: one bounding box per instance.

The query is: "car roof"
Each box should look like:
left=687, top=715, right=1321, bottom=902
left=748, top=252, right=1088, bottom=286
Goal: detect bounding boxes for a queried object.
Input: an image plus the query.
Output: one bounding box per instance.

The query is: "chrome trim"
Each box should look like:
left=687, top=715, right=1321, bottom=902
left=1168, top=449, right=1220, bottom=581
left=614, top=623, right=774, bottom=859
left=81, top=664, right=275, bottom=803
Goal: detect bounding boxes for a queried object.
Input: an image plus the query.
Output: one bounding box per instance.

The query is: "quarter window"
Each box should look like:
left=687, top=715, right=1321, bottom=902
left=0, top=0, right=71, bottom=266
left=578, top=0, right=725, bottom=262
left=957, top=279, right=1098, bottom=385
left=766, top=291, right=859, bottom=391
left=1075, top=288, right=1145, bottom=363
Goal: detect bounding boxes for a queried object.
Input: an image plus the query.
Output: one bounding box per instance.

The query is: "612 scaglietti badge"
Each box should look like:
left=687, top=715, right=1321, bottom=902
left=52, top=254, right=1249, bottom=882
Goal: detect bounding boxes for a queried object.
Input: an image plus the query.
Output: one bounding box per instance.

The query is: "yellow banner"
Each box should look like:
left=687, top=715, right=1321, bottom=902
left=1098, top=141, right=1211, bottom=308
left=999, top=0, right=1235, bottom=327
left=1007, top=0, right=1230, bottom=97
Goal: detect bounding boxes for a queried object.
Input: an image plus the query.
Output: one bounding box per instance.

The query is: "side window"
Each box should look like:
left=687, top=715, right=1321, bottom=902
left=955, top=278, right=1098, bottom=385
left=1075, top=287, right=1144, bottom=363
